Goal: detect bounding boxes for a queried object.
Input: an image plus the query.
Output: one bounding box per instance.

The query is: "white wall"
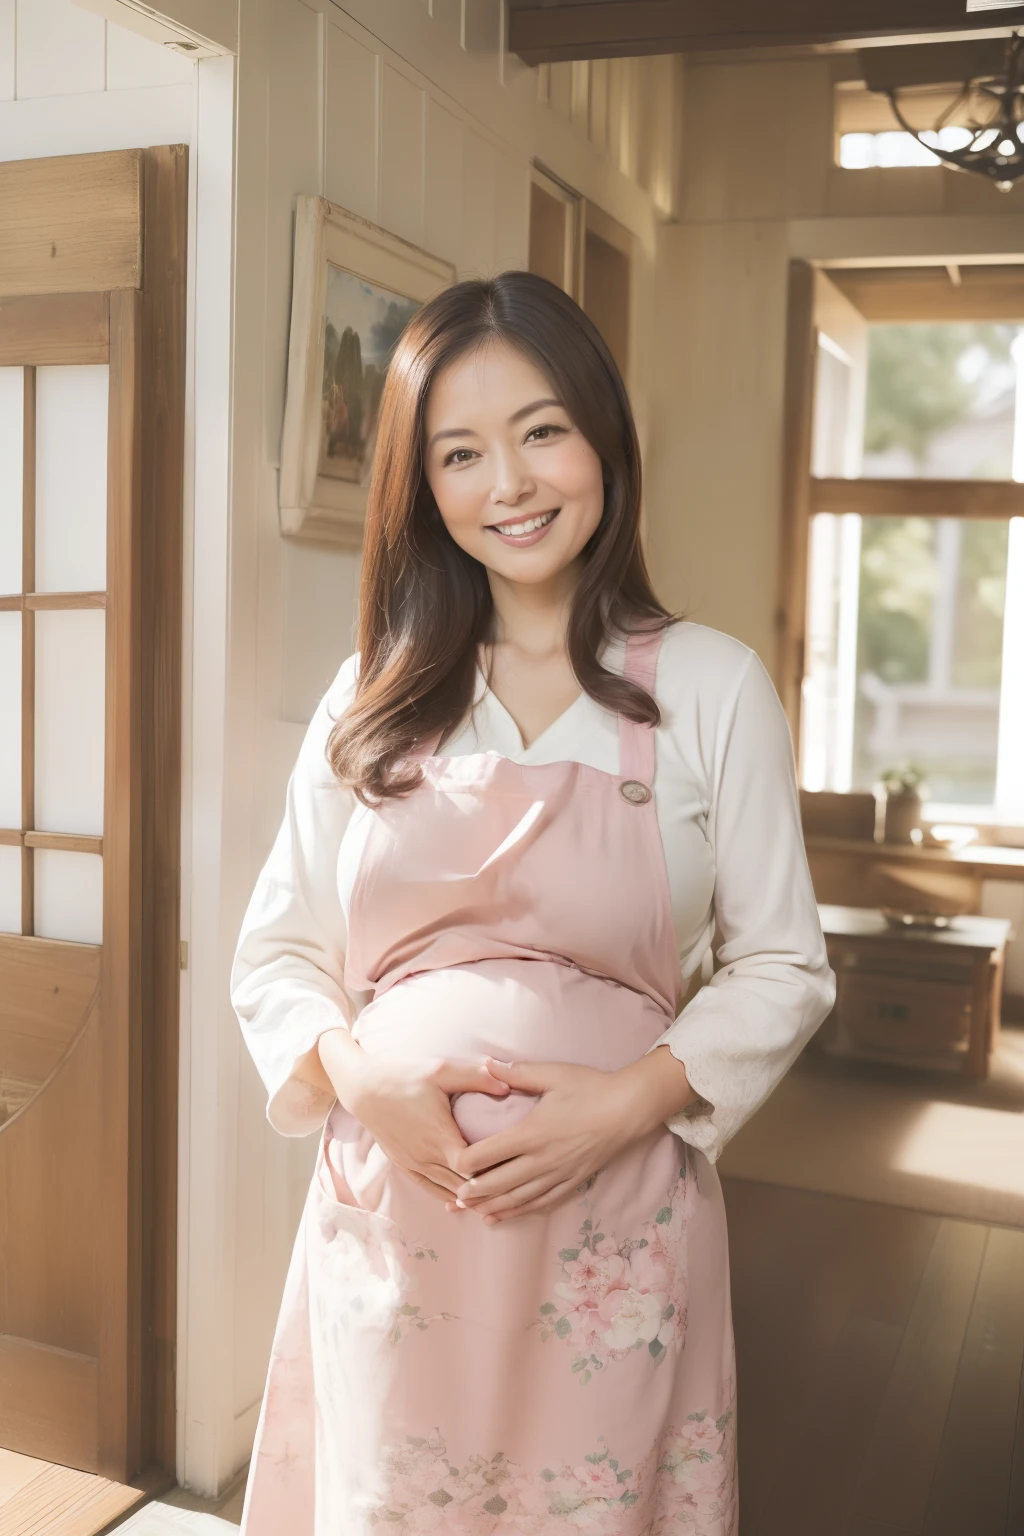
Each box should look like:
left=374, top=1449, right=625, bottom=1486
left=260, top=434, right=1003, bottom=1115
left=181, top=0, right=683, bottom=1495
left=0, top=0, right=196, bottom=152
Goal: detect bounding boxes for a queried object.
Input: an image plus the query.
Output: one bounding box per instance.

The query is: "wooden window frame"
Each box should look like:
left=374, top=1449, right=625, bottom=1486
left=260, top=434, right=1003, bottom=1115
left=778, top=259, right=1024, bottom=765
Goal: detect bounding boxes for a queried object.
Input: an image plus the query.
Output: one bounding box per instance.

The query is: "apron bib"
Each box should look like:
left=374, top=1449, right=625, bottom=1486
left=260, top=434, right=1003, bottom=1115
left=241, top=629, right=738, bottom=1536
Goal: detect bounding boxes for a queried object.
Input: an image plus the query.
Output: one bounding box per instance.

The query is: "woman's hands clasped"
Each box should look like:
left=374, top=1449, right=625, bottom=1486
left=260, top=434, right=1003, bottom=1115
left=448, top=1049, right=698, bottom=1224
left=317, top=1030, right=697, bottom=1226
left=318, top=1028, right=512, bottom=1205
left=444, top=1058, right=651, bottom=1225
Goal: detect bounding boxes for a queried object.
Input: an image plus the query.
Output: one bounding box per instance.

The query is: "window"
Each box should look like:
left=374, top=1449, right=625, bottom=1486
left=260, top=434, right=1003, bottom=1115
left=801, top=319, right=1024, bottom=823
left=835, top=79, right=992, bottom=171
left=839, top=127, right=975, bottom=170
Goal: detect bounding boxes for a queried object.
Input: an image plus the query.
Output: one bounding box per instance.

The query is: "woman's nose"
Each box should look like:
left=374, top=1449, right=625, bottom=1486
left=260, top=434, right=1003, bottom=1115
left=489, top=451, right=533, bottom=506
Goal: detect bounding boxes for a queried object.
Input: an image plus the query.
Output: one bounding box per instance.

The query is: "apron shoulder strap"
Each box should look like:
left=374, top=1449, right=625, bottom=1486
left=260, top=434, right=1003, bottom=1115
left=618, top=626, right=665, bottom=785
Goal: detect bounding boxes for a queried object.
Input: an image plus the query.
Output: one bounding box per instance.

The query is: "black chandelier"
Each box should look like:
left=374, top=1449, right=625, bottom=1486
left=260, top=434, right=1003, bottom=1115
left=884, top=31, right=1024, bottom=191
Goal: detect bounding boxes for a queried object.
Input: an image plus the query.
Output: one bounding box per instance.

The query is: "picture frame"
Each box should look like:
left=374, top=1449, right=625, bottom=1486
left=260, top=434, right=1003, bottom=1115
left=279, top=196, right=456, bottom=546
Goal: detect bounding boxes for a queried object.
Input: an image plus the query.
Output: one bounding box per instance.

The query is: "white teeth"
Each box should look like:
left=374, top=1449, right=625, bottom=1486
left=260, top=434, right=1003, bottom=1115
left=492, top=509, right=557, bottom=537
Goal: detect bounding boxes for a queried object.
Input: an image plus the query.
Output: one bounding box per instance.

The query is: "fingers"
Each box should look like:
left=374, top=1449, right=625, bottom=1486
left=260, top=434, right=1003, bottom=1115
left=489, top=1179, right=577, bottom=1221
left=454, top=1154, right=537, bottom=1203
left=482, top=1057, right=562, bottom=1092
left=433, top=1058, right=512, bottom=1096
left=422, top=1159, right=467, bottom=1196
left=448, top=1122, right=540, bottom=1178
left=466, top=1170, right=559, bottom=1217
left=404, top=1168, right=463, bottom=1203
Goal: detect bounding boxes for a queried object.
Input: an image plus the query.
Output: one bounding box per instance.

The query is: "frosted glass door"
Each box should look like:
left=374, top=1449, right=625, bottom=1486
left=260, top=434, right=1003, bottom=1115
left=0, top=144, right=171, bottom=1485
left=0, top=357, right=109, bottom=1117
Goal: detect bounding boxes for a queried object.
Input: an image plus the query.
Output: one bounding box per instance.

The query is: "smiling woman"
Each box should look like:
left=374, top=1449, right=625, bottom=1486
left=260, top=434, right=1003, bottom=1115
left=230, top=272, right=835, bottom=1535
left=331, top=272, right=661, bottom=803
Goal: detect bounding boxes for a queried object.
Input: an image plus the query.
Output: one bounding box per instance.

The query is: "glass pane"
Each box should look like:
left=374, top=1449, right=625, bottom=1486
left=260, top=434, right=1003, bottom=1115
left=35, top=608, right=105, bottom=836
left=801, top=513, right=860, bottom=793
left=862, top=323, right=1022, bottom=480
left=35, top=364, right=108, bottom=593
left=996, top=518, right=1024, bottom=822
left=0, top=366, right=23, bottom=594
left=0, top=845, right=20, bottom=935
left=805, top=513, right=1010, bottom=805
left=812, top=342, right=853, bottom=478
left=0, top=613, right=21, bottom=828
left=33, top=848, right=102, bottom=944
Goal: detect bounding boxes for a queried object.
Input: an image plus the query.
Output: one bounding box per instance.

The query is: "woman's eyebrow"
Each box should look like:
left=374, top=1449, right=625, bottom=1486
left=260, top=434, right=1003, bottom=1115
left=508, top=397, right=562, bottom=423
left=427, top=397, right=564, bottom=450
left=427, top=425, right=478, bottom=447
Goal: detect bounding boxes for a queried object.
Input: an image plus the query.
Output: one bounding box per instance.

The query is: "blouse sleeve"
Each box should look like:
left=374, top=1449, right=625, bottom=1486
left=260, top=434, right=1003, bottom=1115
left=230, top=653, right=361, bottom=1136
left=646, top=649, right=836, bottom=1163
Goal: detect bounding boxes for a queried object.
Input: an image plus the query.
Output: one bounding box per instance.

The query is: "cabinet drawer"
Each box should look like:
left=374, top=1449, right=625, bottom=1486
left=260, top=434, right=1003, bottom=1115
left=828, top=968, right=973, bottom=1066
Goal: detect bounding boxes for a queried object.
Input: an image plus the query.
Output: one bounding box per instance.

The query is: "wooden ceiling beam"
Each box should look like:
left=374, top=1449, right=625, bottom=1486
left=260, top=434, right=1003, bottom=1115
left=508, top=2, right=1024, bottom=66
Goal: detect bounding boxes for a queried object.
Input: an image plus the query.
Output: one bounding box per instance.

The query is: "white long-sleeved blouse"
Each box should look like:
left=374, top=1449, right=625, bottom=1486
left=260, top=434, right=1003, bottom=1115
left=230, top=620, right=835, bottom=1164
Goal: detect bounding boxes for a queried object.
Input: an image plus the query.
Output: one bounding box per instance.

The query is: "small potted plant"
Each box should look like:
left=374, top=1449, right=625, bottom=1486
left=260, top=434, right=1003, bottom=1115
left=878, top=762, right=926, bottom=845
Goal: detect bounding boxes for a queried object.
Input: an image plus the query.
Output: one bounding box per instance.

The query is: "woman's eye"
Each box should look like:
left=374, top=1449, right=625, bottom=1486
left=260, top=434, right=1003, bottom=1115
left=443, top=448, right=476, bottom=467
left=525, top=424, right=566, bottom=444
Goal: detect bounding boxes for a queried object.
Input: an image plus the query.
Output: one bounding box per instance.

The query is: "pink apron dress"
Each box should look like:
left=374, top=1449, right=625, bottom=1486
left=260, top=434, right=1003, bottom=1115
left=240, top=629, right=738, bottom=1535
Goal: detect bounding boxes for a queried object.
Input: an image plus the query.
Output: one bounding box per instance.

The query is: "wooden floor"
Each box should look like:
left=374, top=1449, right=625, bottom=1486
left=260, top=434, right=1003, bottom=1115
left=723, top=1177, right=1024, bottom=1536
left=0, top=1450, right=143, bottom=1536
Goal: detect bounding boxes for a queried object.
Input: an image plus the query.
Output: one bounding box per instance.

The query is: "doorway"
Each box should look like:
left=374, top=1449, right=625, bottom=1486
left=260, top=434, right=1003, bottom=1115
left=0, top=146, right=186, bottom=1490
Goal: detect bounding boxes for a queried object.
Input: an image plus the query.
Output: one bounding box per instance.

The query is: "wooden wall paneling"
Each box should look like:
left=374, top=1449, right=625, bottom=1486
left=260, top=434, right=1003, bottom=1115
left=14, top=0, right=106, bottom=98
left=588, top=56, right=609, bottom=153
left=494, top=151, right=529, bottom=275
left=20, top=365, right=34, bottom=940
left=776, top=258, right=817, bottom=746
left=424, top=99, right=464, bottom=268
left=380, top=65, right=426, bottom=250
left=139, top=142, right=188, bottom=1477
left=462, top=130, right=498, bottom=277
left=0, top=152, right=142, bottom=298
left=0, top=294, right=110, bottom=366
left=811, top=475, right=1024, bottom=520
left=97, top=286, right=144, bottom=1480
left=324, top=20, right=380, bottom=224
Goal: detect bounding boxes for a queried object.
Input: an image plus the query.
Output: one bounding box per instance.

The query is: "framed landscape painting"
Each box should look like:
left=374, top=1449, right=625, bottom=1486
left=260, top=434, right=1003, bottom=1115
left=279, top=197, right=455, bottom=546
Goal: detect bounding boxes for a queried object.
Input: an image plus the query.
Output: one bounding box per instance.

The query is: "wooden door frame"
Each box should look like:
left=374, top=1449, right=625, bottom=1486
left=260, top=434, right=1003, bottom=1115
left=776, top=257, right=818, bottom=753
left=0, top=146, right=187, bottom=1480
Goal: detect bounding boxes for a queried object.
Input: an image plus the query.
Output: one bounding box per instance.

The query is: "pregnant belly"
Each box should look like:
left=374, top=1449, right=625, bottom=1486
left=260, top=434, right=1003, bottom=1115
left=350, top=957, right=668, bottom=1144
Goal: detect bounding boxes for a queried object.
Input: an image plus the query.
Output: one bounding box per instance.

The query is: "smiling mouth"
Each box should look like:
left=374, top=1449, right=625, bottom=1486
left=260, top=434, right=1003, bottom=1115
left=486, top=508, right=560, bottom=542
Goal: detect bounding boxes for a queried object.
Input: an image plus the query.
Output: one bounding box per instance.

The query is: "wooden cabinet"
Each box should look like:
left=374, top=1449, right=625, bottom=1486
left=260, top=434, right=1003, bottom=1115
left=817, top=904, right=1011, bottom=1078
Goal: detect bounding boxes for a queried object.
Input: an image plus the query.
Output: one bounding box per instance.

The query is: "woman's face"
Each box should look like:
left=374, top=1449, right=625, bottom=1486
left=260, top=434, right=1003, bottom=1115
left=423, top=341, right=605, bottom=587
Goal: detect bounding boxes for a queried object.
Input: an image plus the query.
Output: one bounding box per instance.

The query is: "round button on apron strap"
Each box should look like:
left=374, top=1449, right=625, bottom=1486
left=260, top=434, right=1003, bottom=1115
left=619, top=778, right=652, bottom=805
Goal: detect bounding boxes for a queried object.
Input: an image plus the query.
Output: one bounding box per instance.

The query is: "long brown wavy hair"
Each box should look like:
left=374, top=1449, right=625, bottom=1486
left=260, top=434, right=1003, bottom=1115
left=327, top=270, right=676, bottom=802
